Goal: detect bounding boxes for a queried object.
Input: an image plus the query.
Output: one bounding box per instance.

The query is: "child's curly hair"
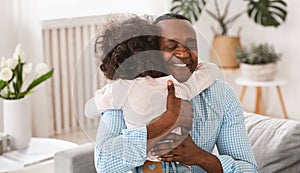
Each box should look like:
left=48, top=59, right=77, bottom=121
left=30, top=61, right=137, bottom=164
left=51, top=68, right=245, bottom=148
left=95, top=15, right=167, bottom=80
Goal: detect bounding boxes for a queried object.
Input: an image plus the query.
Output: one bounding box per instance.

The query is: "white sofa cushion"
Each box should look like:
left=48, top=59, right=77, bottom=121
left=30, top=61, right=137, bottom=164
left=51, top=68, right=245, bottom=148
left=244, top=112, right=300, bottom=173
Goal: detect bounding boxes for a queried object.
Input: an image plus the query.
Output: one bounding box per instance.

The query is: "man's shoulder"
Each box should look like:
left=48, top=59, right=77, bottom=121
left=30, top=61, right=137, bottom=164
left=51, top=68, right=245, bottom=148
left=191, top=79, right=234, bottom=103
left=202, top=79, right=232, bottom=94
left=192, top=79, right=238, bottom=108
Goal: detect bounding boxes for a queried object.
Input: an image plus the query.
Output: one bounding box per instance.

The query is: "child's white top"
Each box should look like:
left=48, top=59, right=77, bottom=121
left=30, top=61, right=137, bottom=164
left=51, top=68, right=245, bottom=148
left=93, top=62, right=218, bottom=127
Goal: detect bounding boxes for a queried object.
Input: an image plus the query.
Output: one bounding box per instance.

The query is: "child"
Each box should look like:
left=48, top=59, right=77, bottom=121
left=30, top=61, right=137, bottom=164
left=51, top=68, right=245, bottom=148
left=88, top=15, right=218, bottom=169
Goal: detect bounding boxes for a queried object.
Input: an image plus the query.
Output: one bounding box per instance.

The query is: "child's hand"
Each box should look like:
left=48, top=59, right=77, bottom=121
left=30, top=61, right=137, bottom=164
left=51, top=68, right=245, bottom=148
left=166, top=80, right=194, bottom=131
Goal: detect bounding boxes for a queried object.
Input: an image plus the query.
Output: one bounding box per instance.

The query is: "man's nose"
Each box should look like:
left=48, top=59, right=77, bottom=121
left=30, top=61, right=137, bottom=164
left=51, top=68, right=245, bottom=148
left=173, top=50, right=190, bottom=59
left=173, top=44, right=190, bottom=58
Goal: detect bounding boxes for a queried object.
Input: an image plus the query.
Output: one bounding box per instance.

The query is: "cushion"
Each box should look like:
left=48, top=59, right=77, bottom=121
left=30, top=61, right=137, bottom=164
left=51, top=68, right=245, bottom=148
left=244, top=113, right=300, bottom=173
left=54, top=143, right=96, bottom=173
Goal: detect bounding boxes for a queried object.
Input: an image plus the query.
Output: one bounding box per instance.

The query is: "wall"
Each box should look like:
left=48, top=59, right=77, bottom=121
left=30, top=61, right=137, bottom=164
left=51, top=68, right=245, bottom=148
left=0, top=1, right=18, bottom=131
left=38, top=0, right=171, bottom=20
left=194, top=0, right=300, bottom=120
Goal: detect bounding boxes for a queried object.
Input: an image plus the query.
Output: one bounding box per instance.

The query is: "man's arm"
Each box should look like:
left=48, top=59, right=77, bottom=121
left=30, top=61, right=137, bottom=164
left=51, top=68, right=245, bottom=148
left=215, top=82, right=258, bottom=172
left=95, top=110, right=147, bottom=173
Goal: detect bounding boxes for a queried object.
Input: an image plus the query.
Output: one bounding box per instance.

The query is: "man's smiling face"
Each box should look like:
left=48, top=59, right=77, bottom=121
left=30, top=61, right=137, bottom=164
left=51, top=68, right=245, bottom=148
left=157, top=19, right=198, bottom=82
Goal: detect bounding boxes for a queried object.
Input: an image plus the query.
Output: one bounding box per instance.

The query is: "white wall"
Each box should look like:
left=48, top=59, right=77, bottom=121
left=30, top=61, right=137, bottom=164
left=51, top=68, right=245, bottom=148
left=0, top=1, right=18, bottom=131
left=195, top=0, right=300, bottom=120
left=38, top=0, right=171, bottom=20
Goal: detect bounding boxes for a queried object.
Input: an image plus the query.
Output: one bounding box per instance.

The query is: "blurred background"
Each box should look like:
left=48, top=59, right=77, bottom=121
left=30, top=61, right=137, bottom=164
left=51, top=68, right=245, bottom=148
left=0, top=0, right=299, bottom=142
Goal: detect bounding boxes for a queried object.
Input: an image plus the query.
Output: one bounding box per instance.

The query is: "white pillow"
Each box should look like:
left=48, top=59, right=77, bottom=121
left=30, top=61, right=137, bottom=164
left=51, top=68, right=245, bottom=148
left=244, top=112, right=300, bottom=173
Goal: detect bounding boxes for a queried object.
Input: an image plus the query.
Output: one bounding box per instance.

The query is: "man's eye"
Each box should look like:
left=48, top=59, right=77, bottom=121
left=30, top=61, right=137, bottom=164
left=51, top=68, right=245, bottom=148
left=165, top=44, right=177, bottom=50
left=187, top=42, right=197, bottom=50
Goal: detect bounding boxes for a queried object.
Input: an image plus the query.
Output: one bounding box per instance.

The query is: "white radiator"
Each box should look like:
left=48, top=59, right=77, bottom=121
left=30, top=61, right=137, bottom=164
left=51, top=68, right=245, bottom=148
left=42, top=16, right=107, bottom=136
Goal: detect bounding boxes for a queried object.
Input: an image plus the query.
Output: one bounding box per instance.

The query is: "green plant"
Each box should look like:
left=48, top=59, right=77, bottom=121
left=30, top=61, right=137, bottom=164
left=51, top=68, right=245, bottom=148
left=171, top=0, right=206, bottom=22
left=0, top=44, right=54, bottom=100
left=170, top=0, right=287, bottom=35
left=236, top=43, right=281, bottom=64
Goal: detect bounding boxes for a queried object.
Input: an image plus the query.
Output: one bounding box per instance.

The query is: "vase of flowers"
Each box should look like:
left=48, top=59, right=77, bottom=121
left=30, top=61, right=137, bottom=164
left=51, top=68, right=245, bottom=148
left=0, top=44, right=54, bottom=149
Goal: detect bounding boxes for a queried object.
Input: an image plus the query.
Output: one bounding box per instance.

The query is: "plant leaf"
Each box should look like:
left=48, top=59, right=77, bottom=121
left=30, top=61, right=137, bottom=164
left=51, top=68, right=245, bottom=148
left=11, top=61, right=24, bottom=95
left=206, top=9, right=219, bottom=21
left=18, top=90, right=34, bottom=98
left=223, top=0, right=232, bottom=19
left=13, top=82, right=18, bottom=94
left=214, top=0, right=221, bottom=18
left=26, top=69, right=54, bottom=92
left=0, top=80, right=6, bottom=90
left=225, top=10, right=247, bottom=26
left=170, top=0, right=207, bottom=23
left=247, top=0, right=287, bottom=27
left=170, top=5, right=182, bottom=13
left=269, top=5, right=287, bottom=19
left=270, top=0, right=287, bottom=6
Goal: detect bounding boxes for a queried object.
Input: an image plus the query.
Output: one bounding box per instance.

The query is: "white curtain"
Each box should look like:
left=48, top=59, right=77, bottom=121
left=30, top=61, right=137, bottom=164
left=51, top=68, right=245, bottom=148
left=0, top=0, right=50, bottom=137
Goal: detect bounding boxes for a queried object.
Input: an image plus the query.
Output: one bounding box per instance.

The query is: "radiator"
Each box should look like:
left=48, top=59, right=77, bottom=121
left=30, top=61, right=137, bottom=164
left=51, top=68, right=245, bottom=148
left=42, top=16, right=107, bottom=136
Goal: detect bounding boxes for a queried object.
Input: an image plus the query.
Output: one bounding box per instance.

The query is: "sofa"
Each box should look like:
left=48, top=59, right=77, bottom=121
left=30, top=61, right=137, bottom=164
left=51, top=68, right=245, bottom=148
left=54, top=112, right=300, bottom=173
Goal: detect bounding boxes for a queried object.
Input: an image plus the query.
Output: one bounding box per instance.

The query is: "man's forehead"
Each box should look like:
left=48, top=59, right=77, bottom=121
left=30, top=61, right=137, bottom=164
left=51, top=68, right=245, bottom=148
left=156, top=19, right=196, bottom=40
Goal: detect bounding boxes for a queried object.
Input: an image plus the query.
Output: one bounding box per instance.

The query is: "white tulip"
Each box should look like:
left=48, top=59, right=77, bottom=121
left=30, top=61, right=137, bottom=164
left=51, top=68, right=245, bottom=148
left=24, top=63, right=32, bottom=74
left=13, top=43, right=26, bottom=63
left=6, top=58, right=18, bottom=69
left=0, top=67, right=13, bottom=81
left=1, top=57, right=7, bottom=68
left=36, top=63, right=49, bottom=75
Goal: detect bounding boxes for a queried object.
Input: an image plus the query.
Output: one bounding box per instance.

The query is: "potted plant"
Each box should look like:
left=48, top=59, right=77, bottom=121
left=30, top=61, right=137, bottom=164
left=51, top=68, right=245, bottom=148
left=0, top=44, right=54, bottom=149
left=236, top=43, right=281, bottom=81
left=170, top=0, right=287, bottom=68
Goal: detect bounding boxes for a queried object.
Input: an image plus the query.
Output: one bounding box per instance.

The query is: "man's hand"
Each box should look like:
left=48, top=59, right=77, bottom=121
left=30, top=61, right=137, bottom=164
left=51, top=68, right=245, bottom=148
left=152, top=128, right=223, bottom=173
left=152, top=129, right=200, bottom=165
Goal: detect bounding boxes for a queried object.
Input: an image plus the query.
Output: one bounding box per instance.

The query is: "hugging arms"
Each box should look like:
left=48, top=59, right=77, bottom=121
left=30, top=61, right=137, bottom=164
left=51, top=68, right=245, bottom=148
left=95, top=79, right=257, bottom=173
left=94, top=13, right=257, bottom=173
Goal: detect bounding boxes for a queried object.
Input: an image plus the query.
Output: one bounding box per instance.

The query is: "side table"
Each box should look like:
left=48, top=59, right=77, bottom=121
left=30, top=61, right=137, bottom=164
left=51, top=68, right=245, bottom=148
left=235, top=77, right=288, bottom=119
left=0, top=138, right=77, bottom=173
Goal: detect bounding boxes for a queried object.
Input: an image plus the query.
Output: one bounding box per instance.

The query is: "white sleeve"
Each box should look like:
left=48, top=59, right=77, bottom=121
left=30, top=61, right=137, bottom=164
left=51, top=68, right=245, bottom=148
left=184, top=62, right=219, bottom=99
left=92, top=84, right=117, bottom=117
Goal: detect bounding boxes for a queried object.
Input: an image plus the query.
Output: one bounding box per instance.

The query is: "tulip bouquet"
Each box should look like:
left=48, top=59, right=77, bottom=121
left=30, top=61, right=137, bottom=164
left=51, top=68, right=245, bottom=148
left=0, top=44, right=54, bottom=100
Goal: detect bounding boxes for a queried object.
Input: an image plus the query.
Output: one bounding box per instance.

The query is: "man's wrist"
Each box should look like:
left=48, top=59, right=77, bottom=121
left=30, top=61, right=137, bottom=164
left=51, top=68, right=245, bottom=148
left=194, top=148, right=223, bottom=173
left=146, top=112, right=175, bottom=139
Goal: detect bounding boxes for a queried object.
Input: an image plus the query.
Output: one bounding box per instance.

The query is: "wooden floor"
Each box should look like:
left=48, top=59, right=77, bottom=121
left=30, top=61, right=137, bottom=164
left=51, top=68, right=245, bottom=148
left=51, top=129, right=88, bottom=144
left=51, top=126, right=98, bottom=144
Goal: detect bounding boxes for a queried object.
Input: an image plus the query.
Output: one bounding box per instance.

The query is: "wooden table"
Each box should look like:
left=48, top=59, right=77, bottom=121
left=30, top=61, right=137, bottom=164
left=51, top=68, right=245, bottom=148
left=235, top=77, right=288, bottom=119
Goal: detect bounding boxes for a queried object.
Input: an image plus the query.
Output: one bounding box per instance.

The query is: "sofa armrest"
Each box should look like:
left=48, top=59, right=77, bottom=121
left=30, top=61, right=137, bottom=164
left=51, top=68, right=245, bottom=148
left=54, top=143, right=96, bottom=173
